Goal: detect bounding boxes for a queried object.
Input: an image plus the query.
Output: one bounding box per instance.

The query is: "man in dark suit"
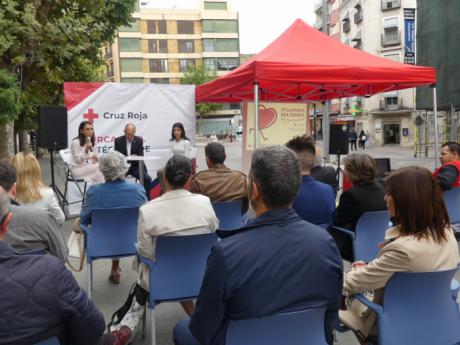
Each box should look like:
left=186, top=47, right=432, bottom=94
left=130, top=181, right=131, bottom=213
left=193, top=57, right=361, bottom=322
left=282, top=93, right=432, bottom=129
left=114, top=123, right=152, bottom=197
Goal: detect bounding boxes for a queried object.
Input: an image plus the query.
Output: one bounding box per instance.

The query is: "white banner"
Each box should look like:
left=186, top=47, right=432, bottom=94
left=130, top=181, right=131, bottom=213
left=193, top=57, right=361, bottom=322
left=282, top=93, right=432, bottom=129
left=64, top=82, right=196, bottom=174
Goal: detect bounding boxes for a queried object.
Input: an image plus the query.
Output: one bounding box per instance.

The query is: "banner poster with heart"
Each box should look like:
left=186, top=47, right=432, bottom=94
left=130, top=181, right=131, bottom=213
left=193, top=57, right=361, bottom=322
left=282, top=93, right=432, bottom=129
left=241, top=102, right=310, bottom=173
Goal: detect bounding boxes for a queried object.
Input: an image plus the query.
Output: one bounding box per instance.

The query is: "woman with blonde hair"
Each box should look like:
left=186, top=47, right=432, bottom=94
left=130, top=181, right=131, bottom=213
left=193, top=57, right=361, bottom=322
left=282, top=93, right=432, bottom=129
left=10, top=152, right=65, bottom=224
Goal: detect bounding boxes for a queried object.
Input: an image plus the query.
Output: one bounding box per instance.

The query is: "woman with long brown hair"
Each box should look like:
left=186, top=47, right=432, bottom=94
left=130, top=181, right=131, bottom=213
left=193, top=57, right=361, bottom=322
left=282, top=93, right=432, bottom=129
left=340, top=166, right=459, bottom=343
left=10, top=152, right=65, bottom=224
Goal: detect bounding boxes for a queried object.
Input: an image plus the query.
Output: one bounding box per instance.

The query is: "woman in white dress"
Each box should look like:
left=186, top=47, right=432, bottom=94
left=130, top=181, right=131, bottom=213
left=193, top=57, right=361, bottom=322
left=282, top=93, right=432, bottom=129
left=169, top=122, right=191, bottom=158
left=70, top=121, right=104, bottom=183
left=10, top=152, right=65, bottom=224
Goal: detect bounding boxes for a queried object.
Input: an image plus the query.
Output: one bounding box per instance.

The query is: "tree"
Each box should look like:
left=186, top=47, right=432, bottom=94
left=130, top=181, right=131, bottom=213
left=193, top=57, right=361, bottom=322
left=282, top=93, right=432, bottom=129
left=0, top=69, right=21, bottom=158
left=0, top=0, right=136, bottom=158
left=181, top=64, right=221, bottom=134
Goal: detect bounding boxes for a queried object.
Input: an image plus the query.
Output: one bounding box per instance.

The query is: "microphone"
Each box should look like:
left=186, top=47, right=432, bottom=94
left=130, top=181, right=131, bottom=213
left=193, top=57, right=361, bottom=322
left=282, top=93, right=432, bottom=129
left=86, top=137, right=93, bottom=152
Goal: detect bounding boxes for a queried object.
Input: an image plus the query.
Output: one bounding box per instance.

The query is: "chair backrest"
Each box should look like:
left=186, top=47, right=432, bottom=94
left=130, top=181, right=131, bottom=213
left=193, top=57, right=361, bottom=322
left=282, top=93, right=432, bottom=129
left=354, top=211, right=390, bottom=262
left=212, top=200, right=244, bottom=231
left=226, top=307, right=328, bottom=345
left=59, top=149, right=72, bottom=166
left=35, top=336, right=60, bottom=345
left=380, top=269, right=460, bottom=345
left=444, top=187, right=460, bottom=224
left=149, top=232, right=217, bottom=303
left=86, top=207, right=139, bottom=260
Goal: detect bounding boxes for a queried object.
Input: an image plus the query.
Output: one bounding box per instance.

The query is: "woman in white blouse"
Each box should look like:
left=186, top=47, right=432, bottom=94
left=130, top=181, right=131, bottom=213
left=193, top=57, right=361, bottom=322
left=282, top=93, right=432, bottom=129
left=10, top=152, right=65, bottom=224
left=169, top=122, right=191, bottom=158
left=70, top=121, right=104, bottom=183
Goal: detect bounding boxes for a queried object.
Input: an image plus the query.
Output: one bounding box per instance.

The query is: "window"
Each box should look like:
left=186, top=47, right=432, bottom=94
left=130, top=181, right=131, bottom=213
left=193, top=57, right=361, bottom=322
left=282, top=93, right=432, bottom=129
left=120, top=59, right=143, bottom=72
left=119, top=38, right=141, bottom=52
left=147, top=20, right=167, bottom=34
left=204, top=58, right=216, bottom=71
left=119, top=19, right=140, bottom=32
left=149, top=59, right=168, bottom=72
left=178, top=40, right=195, bottom=53
left=385, top=97, right=398, bottom=105
left=202, top=20, right=238, bottom=33
left=204, top=2, right=227, bottom=10
left=151, top=78, right=169, bottom=84
left=203, top=38, right=238, bottom=52
left=216, top=58, right=239, bottom=71
left=148, top=39, right=167, bottom=53
left=121, top=78, right=144, bottom=83
left=177, top=21, right=195, bottom=34
left=179, top=59, right=195, bottom=72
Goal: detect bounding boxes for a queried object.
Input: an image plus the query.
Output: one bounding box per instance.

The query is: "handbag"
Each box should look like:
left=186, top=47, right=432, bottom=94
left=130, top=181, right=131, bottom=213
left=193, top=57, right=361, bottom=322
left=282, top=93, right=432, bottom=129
left=66, top=218, right=85, bottom=272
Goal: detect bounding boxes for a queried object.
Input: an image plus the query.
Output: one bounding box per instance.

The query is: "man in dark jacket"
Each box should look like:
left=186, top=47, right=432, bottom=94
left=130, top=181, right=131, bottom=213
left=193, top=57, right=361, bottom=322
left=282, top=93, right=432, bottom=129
left=173, top=145, right=343, bottom=345
left=114, top=123, right=152, bottom=197
left=0, top=189, right=113, bottom=345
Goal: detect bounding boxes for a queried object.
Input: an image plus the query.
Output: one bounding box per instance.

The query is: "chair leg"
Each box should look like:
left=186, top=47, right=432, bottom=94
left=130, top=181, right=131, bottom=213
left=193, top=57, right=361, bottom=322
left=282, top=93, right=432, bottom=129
left=142, top=307, right=147, bottom=338
left=150, top=308, right=156, bottom=345
left=87, top=262, right=92, bottom=299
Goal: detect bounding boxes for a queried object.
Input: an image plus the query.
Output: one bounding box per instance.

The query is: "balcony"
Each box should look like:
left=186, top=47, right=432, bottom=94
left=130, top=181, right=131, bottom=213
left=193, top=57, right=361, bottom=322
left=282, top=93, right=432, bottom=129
left=381, top=0, right=401, bottom=11
left=314, top=20, right=324, bottom=31
left=354, top=10, right=363, bottom=24
left=315, top=0, right=323, bottom=13
left=381, top=31, right=401, bottom=47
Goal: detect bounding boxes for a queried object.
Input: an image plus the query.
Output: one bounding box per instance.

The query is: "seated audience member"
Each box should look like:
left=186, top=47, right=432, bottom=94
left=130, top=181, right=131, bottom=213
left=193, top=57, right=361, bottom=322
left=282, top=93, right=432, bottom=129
left=311, top=146, right=339, bottom=195
left=80, top=151, right=147, bottom=284
left=286, top=135, right=335, bottom=227
left=0, top=162, right=67, bottom=259
left=70, top=120, right=105, bottom=183
left=109, top=155, right=218, bottom=344
left=433, top=141, right=460, bottom=191
left=332, top=153, right=387, bottom=261
left=114, top=123, right=152, bottom=197
left=173, top=145, right=343, bottom=345
left=10, top=152, right=65, bottom=224
left=190, top=142, right=248, bottom=212
left=340, top=166, right=459, bottom=343
left=0, top=190, right=115, bottom=345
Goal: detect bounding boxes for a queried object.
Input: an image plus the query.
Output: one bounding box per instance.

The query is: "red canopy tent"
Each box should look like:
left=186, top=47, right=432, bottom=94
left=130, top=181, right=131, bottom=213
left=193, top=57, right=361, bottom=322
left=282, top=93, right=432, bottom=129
left=196, top=19, right=439, bottom=160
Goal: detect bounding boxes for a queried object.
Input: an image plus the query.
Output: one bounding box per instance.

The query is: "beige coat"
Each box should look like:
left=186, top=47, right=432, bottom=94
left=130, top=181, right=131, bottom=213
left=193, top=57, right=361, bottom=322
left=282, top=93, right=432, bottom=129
left=136, top=189, right=219, bottom=290
left=340, top=226, right=460, bottom=336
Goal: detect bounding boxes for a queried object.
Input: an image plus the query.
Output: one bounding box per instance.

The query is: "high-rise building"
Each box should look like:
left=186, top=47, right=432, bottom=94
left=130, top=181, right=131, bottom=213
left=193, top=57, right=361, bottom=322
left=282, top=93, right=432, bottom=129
left=103, top=0, right=241, bottom=135
left=314, top=0, right=417, bottom=147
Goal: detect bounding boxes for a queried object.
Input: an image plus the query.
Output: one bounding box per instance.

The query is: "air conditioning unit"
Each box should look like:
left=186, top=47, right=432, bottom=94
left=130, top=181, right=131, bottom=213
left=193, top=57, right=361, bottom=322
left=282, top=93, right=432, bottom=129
left=382, top=0, right=401, bottom=10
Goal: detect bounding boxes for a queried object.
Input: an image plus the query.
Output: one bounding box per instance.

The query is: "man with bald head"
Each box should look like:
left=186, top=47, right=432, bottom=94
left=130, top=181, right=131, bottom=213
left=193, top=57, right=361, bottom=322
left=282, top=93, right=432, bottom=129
left=115, top=123, right=152, bottom=197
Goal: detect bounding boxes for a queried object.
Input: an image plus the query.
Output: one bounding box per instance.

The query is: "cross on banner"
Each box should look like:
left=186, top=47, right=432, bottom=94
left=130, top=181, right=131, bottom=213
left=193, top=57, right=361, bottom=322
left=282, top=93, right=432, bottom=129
left=83, top=108, right=99, bottom=123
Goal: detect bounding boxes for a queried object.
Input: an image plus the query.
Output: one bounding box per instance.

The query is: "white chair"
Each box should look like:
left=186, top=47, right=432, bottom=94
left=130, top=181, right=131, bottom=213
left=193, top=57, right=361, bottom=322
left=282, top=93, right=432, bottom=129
left=59, top=149, right=88, bottom=211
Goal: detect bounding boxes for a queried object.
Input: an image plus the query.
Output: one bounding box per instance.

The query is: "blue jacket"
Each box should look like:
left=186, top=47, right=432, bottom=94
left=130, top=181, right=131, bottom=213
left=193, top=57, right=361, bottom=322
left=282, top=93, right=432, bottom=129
left=0, top=241, right=105, bottom=345
left=190, top=208, right=343, bottom=345
left=80, top=180, right=147, bottom=225
left=293, top=175, right=335, bottom=227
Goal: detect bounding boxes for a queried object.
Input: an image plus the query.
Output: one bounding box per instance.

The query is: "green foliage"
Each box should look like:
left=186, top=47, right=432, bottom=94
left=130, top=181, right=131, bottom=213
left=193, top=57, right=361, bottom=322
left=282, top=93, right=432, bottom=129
left=181, top=64, right=222, bottom=116
left=0, top=0, right=136, bottom=129
left=0, top=69, right=20, bottom=125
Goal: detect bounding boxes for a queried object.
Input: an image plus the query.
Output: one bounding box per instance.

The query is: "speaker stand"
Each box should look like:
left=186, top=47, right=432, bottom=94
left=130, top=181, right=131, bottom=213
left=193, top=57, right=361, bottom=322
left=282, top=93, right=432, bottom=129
left=49, top=144, right=69, bottom=219
left=336, top=151, right=344, bottom=187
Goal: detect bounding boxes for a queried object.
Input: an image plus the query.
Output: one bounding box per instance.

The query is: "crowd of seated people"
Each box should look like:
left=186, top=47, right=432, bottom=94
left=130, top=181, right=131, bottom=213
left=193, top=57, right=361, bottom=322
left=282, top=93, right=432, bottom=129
left=1, top=134, right=460, bottom=345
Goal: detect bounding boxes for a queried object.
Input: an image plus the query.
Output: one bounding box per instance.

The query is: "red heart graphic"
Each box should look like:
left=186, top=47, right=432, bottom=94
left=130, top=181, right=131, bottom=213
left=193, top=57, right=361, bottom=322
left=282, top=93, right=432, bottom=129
left=258, top=105, right=277, bottom=129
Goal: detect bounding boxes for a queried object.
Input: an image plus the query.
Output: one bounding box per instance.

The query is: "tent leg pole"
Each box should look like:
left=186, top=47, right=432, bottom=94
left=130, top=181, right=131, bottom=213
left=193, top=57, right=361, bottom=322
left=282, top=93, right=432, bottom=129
left=254, top=82, right=260, bottom=149
left=433, top=86, right=439, bottom=168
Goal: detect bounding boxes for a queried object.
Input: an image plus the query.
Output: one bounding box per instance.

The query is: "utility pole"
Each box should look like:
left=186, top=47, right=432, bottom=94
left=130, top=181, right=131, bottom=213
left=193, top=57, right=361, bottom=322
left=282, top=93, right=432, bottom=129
left=321, top=0, right=330, bottom=162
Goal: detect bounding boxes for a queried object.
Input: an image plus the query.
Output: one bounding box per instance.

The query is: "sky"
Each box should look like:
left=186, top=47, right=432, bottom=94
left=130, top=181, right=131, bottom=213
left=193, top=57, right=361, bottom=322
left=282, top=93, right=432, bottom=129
left=142, top=0, right=316, bottom=54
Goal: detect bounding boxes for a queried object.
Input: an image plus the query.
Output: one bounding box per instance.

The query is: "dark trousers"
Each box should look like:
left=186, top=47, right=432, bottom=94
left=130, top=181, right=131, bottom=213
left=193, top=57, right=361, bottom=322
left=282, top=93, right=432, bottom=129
left=127, top=165, right=152, bottom=199
left=349, top=140, right=357, bottom=151
left=330, top=228, right=354, bottom=262
left=173, top=318, right=201, bottom=345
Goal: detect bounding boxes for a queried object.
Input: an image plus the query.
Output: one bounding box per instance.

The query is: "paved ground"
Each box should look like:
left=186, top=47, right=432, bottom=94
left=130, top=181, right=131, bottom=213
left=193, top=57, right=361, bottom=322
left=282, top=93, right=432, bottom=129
left=37, top=142, right=448, bottom=345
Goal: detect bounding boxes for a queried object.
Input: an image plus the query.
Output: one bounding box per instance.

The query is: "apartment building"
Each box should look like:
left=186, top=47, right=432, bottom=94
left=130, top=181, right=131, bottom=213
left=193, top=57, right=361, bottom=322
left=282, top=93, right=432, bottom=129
left=103, top=0, right=241, bottom=135
left=314, top=0, right=417, bottom=147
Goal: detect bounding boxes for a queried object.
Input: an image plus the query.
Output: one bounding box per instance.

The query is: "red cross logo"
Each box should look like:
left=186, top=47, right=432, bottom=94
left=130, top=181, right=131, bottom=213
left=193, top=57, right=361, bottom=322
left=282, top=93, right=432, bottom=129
left=83, top=108, right=99, bottom=123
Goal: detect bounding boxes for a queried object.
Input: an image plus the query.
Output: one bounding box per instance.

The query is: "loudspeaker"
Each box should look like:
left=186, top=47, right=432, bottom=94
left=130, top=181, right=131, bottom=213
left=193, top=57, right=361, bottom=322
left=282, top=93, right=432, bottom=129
left=329, top=124, right=349, bottom=155
left=38, top=106, right=68, bottom=150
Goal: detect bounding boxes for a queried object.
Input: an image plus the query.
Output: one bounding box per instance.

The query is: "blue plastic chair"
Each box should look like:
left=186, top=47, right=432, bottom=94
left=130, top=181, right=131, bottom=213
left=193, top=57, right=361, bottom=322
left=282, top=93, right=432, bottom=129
left=212, top=200, right=244, bottom=231
left=80, top=207, right=139, bottom=298
left=226, top=307, right=328, bottom=345
left=35, top=337, right=60, bottom=345
left=332, top=211, right=390, bottom=262
left=352, top=269, right=460, bottom=345
left=138, top=232, right=217, bottom=345
left=444, top=187, right=460, bottom=224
